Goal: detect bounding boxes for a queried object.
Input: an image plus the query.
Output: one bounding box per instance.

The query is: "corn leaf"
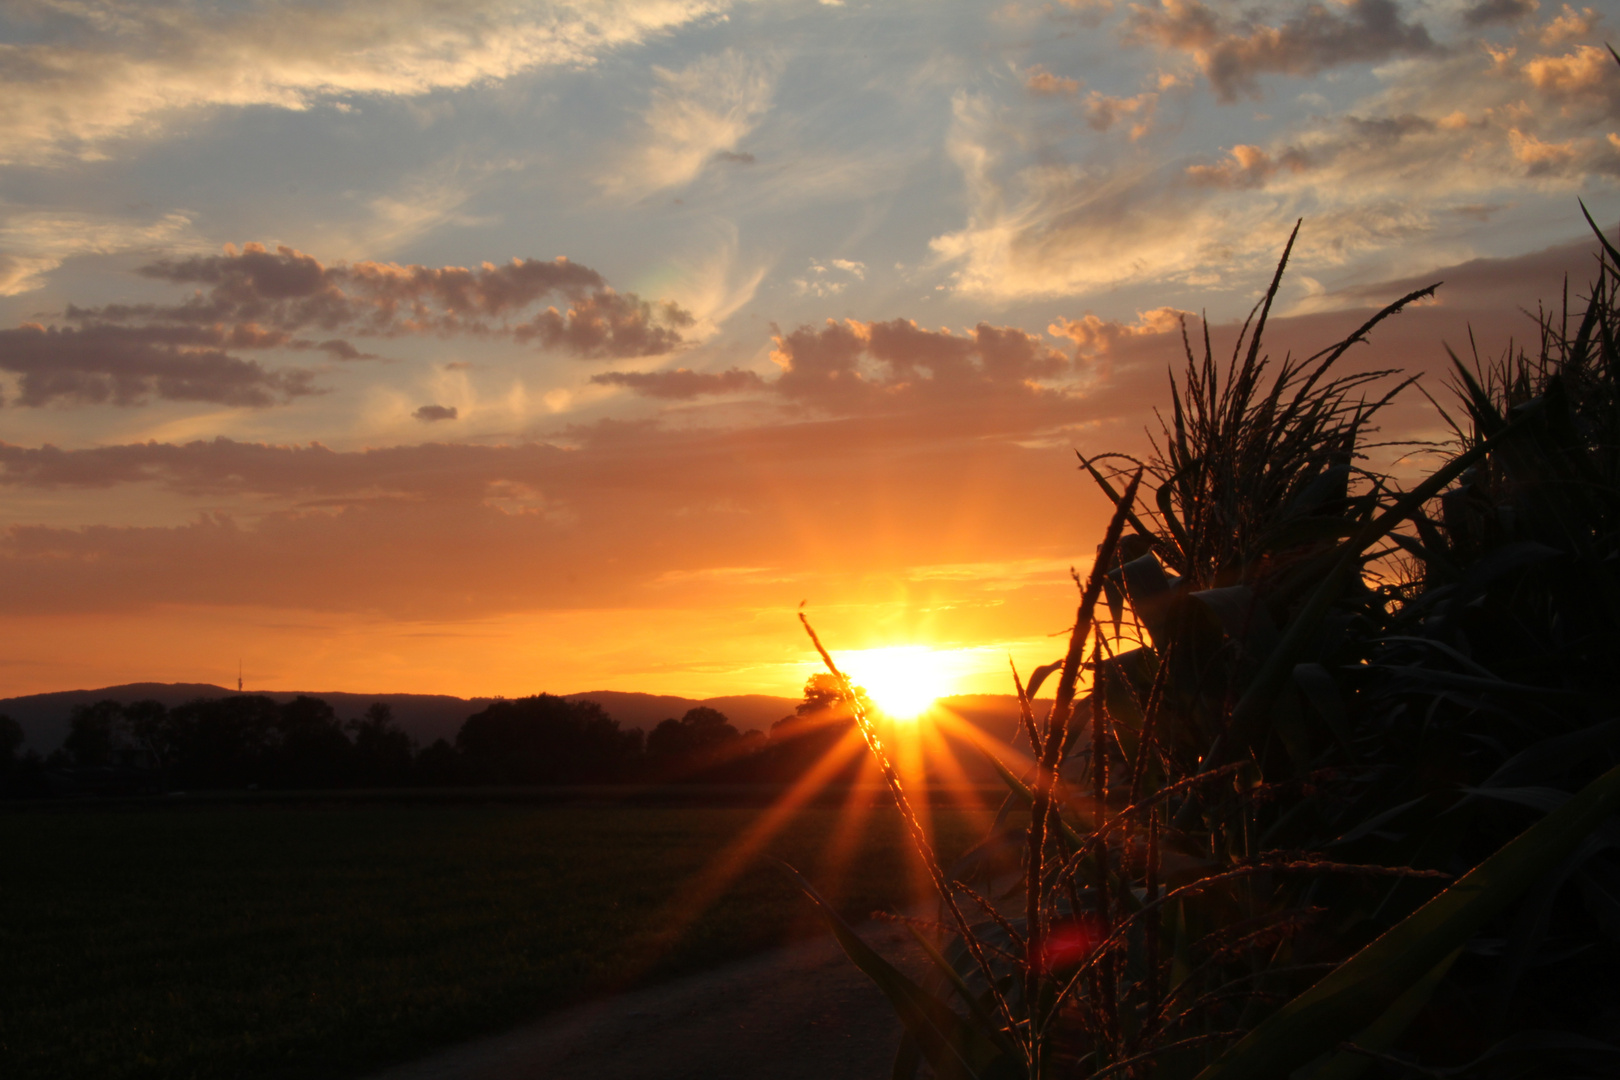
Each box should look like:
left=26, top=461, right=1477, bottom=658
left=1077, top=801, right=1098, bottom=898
left=1192, top=758, right=1620, bottom=1080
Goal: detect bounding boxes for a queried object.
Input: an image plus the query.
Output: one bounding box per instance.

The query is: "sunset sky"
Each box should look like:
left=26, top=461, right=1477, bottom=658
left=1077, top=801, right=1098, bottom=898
left=1, top=0, right=1617, bottom=700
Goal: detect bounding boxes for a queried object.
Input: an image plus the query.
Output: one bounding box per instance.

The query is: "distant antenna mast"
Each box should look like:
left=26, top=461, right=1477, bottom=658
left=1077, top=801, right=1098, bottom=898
left=238, top=660, right=243, bottom=693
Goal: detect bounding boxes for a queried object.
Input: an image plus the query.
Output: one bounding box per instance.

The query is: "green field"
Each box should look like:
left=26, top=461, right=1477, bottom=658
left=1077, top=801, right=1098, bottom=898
left=1, top=796, right=992, bottom=1080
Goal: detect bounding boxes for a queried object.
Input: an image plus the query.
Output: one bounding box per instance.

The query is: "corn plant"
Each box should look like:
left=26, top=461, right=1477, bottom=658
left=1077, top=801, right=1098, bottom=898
left=790, top=199, right=1620, bottom=1079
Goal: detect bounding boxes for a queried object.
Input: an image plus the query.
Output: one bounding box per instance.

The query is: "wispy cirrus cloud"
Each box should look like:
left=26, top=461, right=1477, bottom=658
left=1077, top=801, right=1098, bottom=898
left=932, top=4, right=1620, bottom=303
left=0, top=208, right=199, bottom=296
left=601, top=47, right=780, bottom=198
left=0, top=0, right=730, bottom=165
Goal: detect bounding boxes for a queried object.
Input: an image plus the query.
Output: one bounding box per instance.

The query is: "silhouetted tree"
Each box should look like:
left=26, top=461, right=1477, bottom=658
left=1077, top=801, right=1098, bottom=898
left=348, top=703, right=414, bottom=786
left=647, top=706, right=740, bottom=760
left=0, top=716, right=46, bottom=797
left=414, top=737, right=462, bottom=786
left=0, top=714, right=21, bottom=776
left=64, top=700, right=128, bottom=768
left=271, top=696, right=352, bottom=787
left=166, top=695, right=281, bottom=788
left=456, top=694, right=639, bottom=783
left=757, top=675, right=870, bottom=782
left=122, top=700, right=171, bottom=770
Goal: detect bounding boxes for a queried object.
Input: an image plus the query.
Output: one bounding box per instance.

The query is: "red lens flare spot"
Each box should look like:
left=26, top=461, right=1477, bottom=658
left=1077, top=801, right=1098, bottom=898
left=1039, top=916, right=1104, bottom=972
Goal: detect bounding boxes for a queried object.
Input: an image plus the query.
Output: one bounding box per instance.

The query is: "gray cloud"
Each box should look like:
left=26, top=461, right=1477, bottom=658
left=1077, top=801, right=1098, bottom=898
left=513, top=290, right=696, bottom=360
left=1129, top=0, right=1438, bottom=102
left=412, top=404, right=458, bottom=422
left=1463, top=0, right=1539, bottom=26
left=0, top=322, right=317, bottom=407
left=11, top=242, right=697, bottom=408
left=69, top=243, right=693, bottom=360
left=770, top=319, right=1070, bottom=413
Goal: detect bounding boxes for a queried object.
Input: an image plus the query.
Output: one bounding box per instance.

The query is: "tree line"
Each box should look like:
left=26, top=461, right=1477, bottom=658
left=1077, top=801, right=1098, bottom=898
left=0, top=675, right=865, bottom=796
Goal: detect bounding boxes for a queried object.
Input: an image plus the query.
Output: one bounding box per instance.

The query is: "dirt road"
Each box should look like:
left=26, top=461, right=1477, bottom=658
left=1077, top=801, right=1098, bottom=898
left=363, top=920, right=929, bottom=1080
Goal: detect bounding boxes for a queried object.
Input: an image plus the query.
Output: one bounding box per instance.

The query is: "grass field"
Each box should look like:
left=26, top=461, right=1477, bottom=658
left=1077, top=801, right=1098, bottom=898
left=0, top=796, right=993, bottom=1080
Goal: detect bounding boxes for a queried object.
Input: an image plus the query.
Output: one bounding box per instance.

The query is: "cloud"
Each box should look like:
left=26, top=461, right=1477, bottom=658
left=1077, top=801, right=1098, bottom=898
left=589, top=367, right=766, bottom=398
left=1536, top=4, right=1600, bottom=44
left=1128, top=0, right=1437, bottom=102
left=311, top=339, right=379, bottom=361
left=1049, top=307, right=1184, bottom=358
left=0, top=239, right=1605, bottom=625
left=930, top=90, right=1248, bottom=300
left=792, top=258, right=868, bottom=297
left=0, top=322, right=317, bottom=407
left=1464, top=0, right=1539, bottom=26
left=0, top=209, right=198, bottom=296
left=1506, top=127, right=1583, bottom=173
left=0, top=0, right=729, bottom=165
left=512, top=291, right=696, bottom=359
left=131, top=243, right=608, bottom=330
left=594, top=316, right=1077, bottom=414
left=69, top=241, right=695, bottom=357
left=1026, top=65, right=1083, bottom=96
left=413, top=404, right=458, bottom=421
left=1186, top=142, right=1310, bottom=187
left=770, top=318, right=1070, bottom=416
left=1520, top=45, right=1620, bottom=115
left=5, top=240, right=696, bottom=409
left=603, top=48, right=779, bottom=197
left=932, top=28, right=1620, bottom=304
left=1083, top=90, right=1161, bottom=137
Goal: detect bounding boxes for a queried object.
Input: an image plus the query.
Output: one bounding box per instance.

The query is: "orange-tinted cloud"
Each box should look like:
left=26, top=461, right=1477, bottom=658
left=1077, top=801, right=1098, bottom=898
left=1521, top=45, right=1620, bottom=115
left=771, top=319, right=1069, bottom=413
left=1026, top=65, right=1083, bottom=96
left=1128, top=0, right=1437, bottom=102
left=1185, top=143, right=1310, bottom=187
left=1083, top=90, right=1161, bottom=138
left=0, top=240, right=1604, bottom=661
left=1536, top=4, right=1599, bottom=45
left=1049, top=307, right=1184, bottom=358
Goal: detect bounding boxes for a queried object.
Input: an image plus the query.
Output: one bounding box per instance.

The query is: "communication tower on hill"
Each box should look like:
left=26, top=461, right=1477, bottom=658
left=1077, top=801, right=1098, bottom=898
left=238, top=660, right=243, bottom=693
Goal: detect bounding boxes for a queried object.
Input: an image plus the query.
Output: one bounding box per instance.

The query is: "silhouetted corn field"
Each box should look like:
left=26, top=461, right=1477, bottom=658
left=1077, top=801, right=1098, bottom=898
left=796, top=169, right=1620, bottom=1077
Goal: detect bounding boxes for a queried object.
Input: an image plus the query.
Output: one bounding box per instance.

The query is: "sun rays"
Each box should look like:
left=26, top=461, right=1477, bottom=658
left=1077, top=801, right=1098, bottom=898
left=623, top=643, right=1031, bottom=980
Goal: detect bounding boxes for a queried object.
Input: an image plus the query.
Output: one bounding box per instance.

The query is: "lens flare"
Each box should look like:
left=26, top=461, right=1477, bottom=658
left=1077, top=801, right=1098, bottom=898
left=838, top=645, right=950, bottom=719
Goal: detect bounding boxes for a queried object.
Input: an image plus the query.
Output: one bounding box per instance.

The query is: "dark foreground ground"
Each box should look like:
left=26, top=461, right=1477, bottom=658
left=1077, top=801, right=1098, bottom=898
left=363, top=916, right=931, bottom=1080
left=0, top=792, right=990, bottom=1080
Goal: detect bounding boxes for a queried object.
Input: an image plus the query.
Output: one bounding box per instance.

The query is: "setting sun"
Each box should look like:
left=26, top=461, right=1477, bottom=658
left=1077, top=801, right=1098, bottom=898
left=837, top=646, right=952, bottom=720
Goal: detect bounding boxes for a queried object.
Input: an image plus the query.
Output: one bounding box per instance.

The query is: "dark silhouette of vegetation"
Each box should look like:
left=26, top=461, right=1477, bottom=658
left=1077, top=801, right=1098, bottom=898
left=793, top=201, right=1620, bottom=1079
left=2, top=678, right=883, bottom=796
left=456, top=694, right=642, bottom=784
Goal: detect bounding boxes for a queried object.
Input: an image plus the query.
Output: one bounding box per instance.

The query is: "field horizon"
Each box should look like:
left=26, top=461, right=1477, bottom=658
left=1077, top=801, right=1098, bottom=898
left=0, top=680, right=1040, bottom=757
